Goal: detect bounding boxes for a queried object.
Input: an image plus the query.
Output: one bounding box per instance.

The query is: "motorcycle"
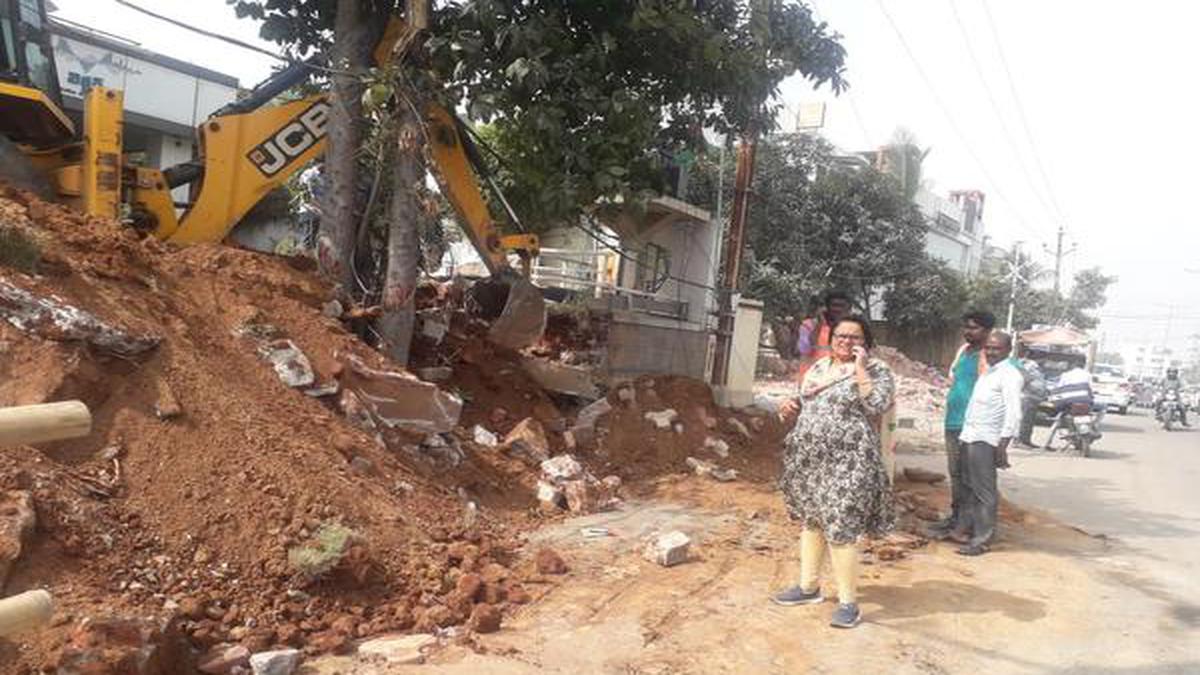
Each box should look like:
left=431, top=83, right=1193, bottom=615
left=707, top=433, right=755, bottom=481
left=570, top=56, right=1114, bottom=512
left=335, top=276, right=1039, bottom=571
left=1157, top=390, right=1185, bottom=431
left=1047, top=402, right=1103, bottom=457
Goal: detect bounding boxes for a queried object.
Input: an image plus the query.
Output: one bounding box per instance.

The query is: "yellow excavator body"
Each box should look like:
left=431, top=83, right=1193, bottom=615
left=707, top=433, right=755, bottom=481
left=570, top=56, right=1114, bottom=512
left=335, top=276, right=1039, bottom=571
left=0, top=9, right=545, bottom=349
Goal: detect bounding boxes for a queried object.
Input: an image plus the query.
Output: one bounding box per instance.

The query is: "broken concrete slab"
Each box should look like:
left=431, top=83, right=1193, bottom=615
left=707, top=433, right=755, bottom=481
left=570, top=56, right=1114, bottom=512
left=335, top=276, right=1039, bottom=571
left=644, top=409, right=678, bottom=430
left=336, top=352, right=462, bottom=435
left=249, top=648, right=301, bottom=675
left=0, top=279, right=161, bottom=356
left=520, top=356, right=599, bottom=399
left=356, top=633, right=437, bottom=664
left=685, top=457, right=737, bottom=482
left=472, top=425, right=499, bottom=448
left=259, top=339, right=316, bottom=388
left=703, top=437, right=730, bottom=458
left=502, top=417, right=550, bottom=463
left=644, top=530, right=691, bottom=567
left=541, top=454, right=584, bottom=482
left=536, top=481, right=566, bottom=512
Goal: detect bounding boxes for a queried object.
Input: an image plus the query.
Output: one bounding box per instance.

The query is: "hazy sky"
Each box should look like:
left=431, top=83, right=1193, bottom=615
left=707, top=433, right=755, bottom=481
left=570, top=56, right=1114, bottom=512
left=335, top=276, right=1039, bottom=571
left=48, top=0, right=1200, bottom=353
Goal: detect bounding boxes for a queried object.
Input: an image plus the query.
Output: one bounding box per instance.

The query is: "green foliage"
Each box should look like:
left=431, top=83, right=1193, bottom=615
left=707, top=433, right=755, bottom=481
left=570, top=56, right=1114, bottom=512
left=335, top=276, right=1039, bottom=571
left=229, top=0, right=848, bottom=238
left=0, top=225, right=40, bottom=274
left=287, top=521, right=360, bottom=579
left=882, top=257, right=968, bottom=333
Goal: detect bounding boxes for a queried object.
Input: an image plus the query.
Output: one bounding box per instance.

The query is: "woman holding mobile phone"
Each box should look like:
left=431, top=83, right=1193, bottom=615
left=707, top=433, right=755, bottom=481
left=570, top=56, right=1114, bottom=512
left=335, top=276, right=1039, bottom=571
left=772, top=315, right=896, bottom=628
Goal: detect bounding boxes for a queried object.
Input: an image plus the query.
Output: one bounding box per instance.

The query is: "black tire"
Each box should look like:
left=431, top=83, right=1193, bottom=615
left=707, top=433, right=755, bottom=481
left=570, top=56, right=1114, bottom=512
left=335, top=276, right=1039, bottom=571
left=1118, top=406, right=1128, bottom=415
left=1080, top=437, right=1091, bottom=457
left=1165, top=418, right=1174, bottom=432
left=0, top=135, right=53, bottom=199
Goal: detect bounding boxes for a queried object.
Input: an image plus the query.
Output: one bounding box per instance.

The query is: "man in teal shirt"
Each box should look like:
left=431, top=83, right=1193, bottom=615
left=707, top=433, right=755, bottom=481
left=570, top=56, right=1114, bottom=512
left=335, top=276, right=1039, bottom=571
left=930, top=310, right=995, bottom=540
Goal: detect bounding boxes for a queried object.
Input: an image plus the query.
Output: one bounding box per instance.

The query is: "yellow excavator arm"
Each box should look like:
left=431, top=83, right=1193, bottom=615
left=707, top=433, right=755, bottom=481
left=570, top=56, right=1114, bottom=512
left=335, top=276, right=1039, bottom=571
left=131, top=94, right=535, bottom=274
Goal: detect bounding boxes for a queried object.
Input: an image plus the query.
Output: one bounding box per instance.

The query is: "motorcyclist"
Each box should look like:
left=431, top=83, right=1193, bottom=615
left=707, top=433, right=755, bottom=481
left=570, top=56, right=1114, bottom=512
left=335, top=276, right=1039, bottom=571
left=1044, top=356, right=1094, bottom=450
left=1156, top=368, right=1190, bottom=427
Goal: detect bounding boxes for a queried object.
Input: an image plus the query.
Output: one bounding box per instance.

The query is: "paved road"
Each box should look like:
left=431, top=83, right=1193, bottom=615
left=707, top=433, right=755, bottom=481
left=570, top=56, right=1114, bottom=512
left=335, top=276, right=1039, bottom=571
left=904, top=407, right=1200, bottom=672
left=1004, top=409, right=1200, bottom=613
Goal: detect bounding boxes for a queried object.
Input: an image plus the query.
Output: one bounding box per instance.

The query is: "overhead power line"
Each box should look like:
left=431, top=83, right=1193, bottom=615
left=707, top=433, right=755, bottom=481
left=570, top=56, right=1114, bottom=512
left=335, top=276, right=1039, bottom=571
left=873, top=0, right=1048, bottom=242
left=113, top=0, right=288, bottom=62
left=978, top=0, right=1068, bottom=229
left=946, top=0, right=1059, bottom=226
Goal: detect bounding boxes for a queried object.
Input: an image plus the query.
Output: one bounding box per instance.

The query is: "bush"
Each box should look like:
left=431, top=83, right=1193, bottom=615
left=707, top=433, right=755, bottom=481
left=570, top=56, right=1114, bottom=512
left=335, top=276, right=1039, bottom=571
left=0, top=225, right=39, bottom=273
left=287, top=521, right=360, bottom=580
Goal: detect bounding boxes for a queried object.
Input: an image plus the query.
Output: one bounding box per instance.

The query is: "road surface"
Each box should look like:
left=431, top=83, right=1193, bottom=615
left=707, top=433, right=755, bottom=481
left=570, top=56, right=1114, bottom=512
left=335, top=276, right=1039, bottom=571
left=1005, top=409, right=1200, bottom=658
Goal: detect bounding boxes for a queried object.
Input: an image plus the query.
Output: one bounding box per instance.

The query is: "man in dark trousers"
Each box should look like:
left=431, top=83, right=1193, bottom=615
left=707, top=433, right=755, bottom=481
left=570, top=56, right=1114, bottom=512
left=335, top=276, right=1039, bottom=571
left=928, top=310, right=995, bottom=541
left=955, top=331, right=1024, bottom=555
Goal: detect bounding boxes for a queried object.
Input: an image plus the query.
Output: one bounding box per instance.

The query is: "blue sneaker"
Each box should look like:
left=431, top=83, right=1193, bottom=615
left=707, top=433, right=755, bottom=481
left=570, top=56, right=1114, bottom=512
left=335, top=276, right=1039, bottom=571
left=772, top=586, right=824, bottom=606
left=830, top=603, right=861, bottom=628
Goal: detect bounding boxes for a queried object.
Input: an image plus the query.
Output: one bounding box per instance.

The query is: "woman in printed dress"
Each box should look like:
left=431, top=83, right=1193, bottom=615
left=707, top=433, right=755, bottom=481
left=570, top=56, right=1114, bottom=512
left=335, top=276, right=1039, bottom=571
left=772, top=315, right=896, bottom=628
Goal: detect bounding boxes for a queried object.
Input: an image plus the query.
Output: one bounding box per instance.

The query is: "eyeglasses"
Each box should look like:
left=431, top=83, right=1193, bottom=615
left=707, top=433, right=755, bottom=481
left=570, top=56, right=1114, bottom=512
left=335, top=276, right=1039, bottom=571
left=832, top=333, right=865, bottom=342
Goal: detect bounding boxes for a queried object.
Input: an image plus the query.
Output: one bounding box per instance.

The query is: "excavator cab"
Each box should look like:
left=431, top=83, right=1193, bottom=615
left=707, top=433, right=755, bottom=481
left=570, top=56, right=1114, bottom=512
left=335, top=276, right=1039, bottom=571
left=0, top=0, right=73, bottom=146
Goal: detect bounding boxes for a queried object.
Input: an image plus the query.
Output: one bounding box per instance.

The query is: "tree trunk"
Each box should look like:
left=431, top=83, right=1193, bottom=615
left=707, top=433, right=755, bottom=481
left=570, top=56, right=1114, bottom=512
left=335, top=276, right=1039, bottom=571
left=376, top=99, right=429, bottom=366
left=317, top=0, right=373, bottom=294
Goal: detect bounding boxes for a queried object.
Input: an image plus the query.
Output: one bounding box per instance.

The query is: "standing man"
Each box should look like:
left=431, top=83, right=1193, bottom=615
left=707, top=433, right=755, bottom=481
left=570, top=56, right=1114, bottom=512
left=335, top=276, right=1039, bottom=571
left=1013, top=345, right=1047, bottom=448
left=955, top=331, right=1024, bottom=556
left=929, top=310, right=995, bottom=541
left=795, top=290, right=853, bottom=382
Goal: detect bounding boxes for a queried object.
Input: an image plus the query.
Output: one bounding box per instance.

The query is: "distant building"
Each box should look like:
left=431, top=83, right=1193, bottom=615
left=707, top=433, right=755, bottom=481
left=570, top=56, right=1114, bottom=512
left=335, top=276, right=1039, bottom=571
left=1122, top=344, right=1182, bottom=380
left=915, top=187, right=987, bottom=277
left=46, top=16, right=240, bottom=202
left=843, top=146, right=987, bottom=278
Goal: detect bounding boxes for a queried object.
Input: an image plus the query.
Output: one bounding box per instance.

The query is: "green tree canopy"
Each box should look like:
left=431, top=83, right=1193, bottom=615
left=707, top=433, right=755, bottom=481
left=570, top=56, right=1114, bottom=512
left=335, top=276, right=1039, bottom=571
left=229, top=1, right=849, bottom=231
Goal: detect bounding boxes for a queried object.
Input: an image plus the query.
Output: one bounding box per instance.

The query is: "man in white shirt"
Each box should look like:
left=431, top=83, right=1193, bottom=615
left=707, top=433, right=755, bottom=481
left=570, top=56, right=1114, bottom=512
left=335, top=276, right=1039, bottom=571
left=956, top=331, right=1024, bottom=556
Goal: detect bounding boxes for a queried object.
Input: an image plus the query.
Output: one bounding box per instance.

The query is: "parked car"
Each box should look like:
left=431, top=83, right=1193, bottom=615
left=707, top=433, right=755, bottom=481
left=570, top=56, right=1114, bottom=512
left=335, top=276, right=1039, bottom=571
left=1092, top=370, right=1132, bottom=414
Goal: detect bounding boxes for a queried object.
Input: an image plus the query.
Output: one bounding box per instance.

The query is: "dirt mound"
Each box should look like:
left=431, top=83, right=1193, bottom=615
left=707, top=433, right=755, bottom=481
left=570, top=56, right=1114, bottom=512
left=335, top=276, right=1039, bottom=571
left=0, top=187, right=547, bottom=670
left=874, top=345, right=948, bottom=386
left=579, top=376, right=787, bottom=485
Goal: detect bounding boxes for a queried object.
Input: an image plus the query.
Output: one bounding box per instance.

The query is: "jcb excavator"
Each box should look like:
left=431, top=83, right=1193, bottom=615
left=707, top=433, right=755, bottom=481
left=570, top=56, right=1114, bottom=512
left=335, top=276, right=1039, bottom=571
left=0, top=3, right=544, bottom=349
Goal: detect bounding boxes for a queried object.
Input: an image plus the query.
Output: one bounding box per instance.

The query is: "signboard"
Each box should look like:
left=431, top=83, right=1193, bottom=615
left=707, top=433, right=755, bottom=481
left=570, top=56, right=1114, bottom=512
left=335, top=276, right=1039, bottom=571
left=50, top=33, right=237, bottom=129
left=795, top=102, right=826, bottom=132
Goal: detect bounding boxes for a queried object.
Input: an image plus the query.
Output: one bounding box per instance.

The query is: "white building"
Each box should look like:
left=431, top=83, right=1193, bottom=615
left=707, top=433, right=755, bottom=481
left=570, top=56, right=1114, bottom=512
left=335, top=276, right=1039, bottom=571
left=915, top=187, right=987, bottom=277
left=47, top=17, right=240, bottom=202
left=1122, top=344, right=1182, bottom=381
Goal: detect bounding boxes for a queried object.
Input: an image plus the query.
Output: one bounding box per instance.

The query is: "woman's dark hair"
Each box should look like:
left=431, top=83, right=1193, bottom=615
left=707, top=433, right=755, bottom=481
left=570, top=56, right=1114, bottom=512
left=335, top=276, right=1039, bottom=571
left=832, top=315, right=876, bottom=349
left=962, top=310, right=997, bottom=330
left=823, top=289, right=853, bottom=307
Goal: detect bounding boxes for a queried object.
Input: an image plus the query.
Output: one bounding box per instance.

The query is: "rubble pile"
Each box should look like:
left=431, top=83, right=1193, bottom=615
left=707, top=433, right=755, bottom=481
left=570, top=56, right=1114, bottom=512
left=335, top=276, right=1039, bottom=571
left=575, top=377, right=787, bottom=485
left=0, top=187, right=549, bottom=670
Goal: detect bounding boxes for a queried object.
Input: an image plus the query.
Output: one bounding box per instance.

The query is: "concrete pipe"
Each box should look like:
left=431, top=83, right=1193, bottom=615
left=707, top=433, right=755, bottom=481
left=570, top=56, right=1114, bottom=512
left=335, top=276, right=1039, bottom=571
left=0, top=589, right=54, bottom=637
left=0, top=401, right=92, bottom=446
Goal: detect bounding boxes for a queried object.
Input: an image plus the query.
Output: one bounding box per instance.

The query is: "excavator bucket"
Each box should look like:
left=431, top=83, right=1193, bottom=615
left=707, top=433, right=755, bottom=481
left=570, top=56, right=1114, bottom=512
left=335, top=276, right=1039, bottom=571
left=487, top=276, right=547, bottom=351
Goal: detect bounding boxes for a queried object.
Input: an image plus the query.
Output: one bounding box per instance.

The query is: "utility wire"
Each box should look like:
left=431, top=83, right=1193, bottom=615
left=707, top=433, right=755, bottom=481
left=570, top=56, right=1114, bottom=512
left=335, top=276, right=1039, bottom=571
left=979, top=0, right=1068, bottom=228
left=946, top=0, right=1059, bottom=226
left=113, top=0, right=287, bottom=62
left=873, top=0, right=1048, bottom=241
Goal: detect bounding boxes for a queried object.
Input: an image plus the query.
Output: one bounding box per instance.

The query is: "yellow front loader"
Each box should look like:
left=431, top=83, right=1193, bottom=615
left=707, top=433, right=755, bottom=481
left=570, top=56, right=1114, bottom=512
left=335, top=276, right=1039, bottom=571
left=0, top=5, right=544, bottom=348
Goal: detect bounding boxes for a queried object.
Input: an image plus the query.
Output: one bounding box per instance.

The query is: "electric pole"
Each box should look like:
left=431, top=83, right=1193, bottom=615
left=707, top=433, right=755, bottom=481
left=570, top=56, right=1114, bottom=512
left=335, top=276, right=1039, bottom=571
left=1046, top=225, right=1077, bottom=295
left=1005, top=241, right=1026, bottom=333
